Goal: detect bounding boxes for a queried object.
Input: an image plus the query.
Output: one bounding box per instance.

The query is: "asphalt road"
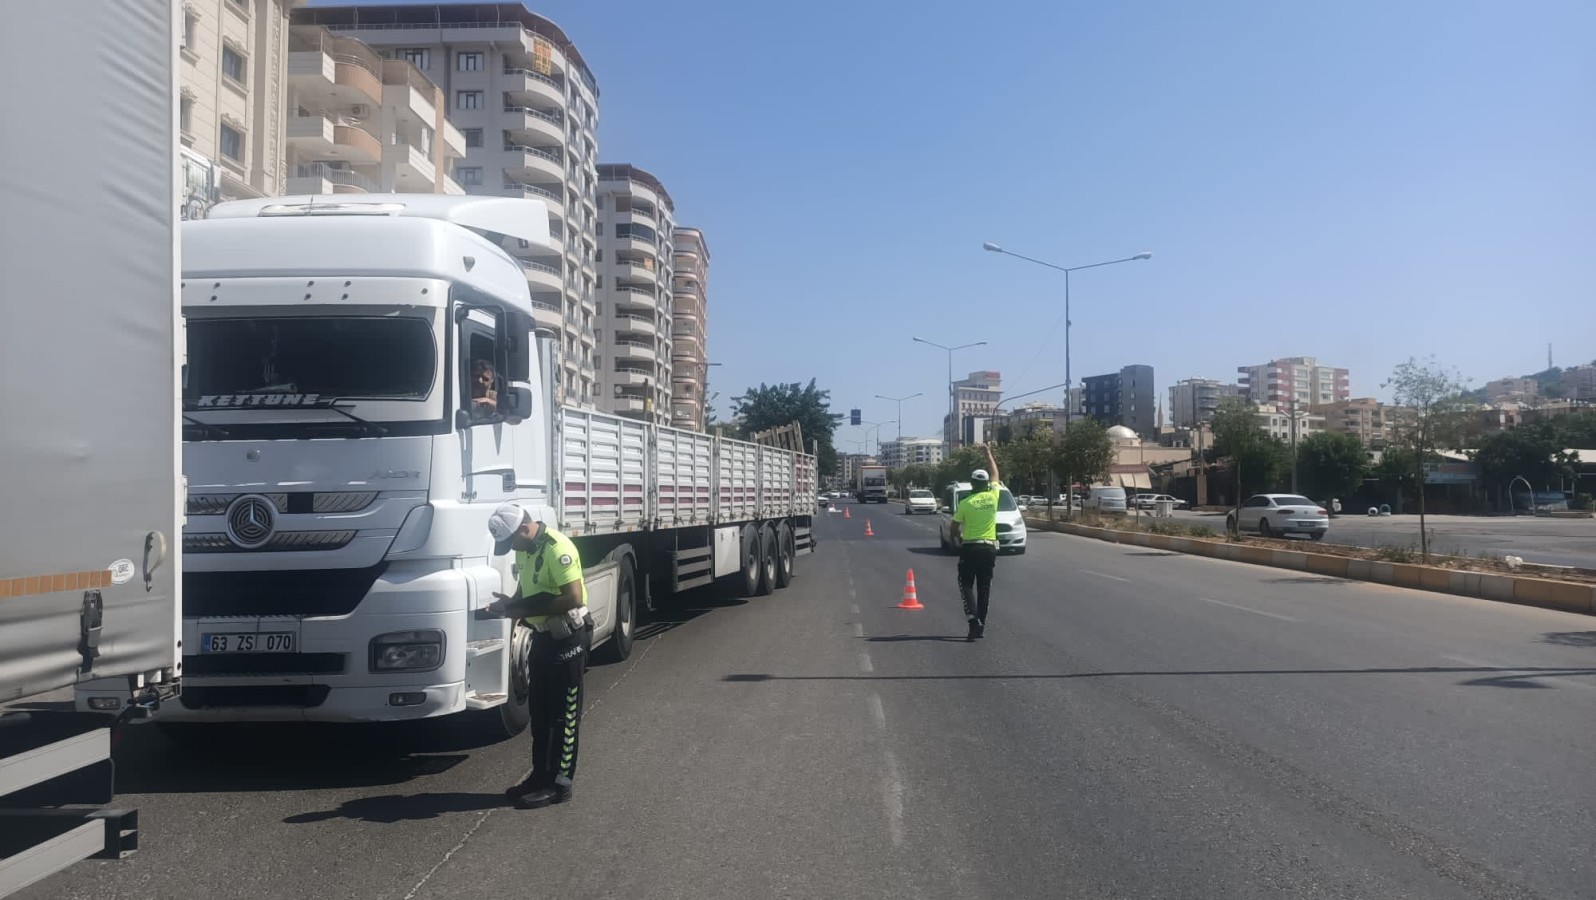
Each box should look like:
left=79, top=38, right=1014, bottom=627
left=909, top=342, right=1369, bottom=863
left=1156, top=509, right=1596, bottom=570
left=20, top=504, right=1596, bottom=900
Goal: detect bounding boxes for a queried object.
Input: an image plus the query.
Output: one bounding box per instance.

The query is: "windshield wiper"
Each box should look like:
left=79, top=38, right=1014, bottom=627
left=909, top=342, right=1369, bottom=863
left=182, top=415, right=230, bottom=439
left=321, top=403, right=389, bottom=437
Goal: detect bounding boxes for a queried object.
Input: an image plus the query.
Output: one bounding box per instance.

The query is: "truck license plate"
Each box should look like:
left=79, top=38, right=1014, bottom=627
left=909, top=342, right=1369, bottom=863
left=199, top=632, right=295, bottom=654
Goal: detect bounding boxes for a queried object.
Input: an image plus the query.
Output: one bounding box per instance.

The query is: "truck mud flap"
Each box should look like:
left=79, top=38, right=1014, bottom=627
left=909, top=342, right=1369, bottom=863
left=672, top=545, right=716, bottom=592
left=795, top=522, right=814, bottom=555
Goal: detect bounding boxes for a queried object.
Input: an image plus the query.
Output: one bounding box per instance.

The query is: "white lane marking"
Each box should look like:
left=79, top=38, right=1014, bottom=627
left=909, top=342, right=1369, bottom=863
left=882, top=747, right=906, bottom=847
left=1443, top=654, right=1595, bottom=693
left=853, top=622, right=865, bottom=638
left=851, top=604, right=861, bottom=615
left=1200, top=597, right=1300, bottom=622
left=1079, top=569, right=1132, bottom=583
left=859, top=652, right=874, bottom=674
left=867, top=693, right=887, bottom=729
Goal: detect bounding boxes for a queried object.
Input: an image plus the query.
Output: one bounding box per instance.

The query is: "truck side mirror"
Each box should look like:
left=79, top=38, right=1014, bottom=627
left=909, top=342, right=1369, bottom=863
left=501, top=311, right=533, bottom=383
left=499, top=383, right=533, bottom=420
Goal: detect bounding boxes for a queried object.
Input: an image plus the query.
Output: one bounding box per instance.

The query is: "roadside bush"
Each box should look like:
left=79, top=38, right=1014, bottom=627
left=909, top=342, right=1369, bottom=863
left=1375, top=544, right=1417, bottom=563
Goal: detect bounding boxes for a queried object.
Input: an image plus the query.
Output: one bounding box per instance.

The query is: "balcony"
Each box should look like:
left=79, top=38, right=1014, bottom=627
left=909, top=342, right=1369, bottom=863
left=391, top=142, right=435, bottom=188
left=287, top=39, right=383, bottom=110
left=520, top=258, right=562, bottom=291
left=502, top=181, right=563, bottom=217
left=288, top=162, right=377, bottom=195
left=529, top=295, right=562, bottom=330
left=612, top=395, right=649, bottom=414
left=579, top=326, right=597, bottom=346
left=504, top=106, right=565, bottom=145
left=613, top=365, right=652, bottom=386
left=616, top=314, right=657, bottom=337
left=288, top=113, right=382, bottom=164
left=503, top=67, right=565, bottom=107
left=503, top=144, right=564, bottom=183
left=615, top=259, right=659, bottom=282
left=612, top=285, right=659, bottom=311
left=612, top=339, right=657, bottom=363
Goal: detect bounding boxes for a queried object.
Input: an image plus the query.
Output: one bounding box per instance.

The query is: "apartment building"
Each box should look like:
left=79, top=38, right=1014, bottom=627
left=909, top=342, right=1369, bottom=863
left=297, top=3, right=603, bottom=406
left=596, top=164, right=675, bottom=424
left=1237, top=356, right=1350, bottom=407
left=1308, top=397, right=1400, bottom=449
left=1083, top=365, right=1156, bottom=438
left=671, top=228, right=711, bottom=430
left=1485, top=377, right=1539, bottom=402
left=943, top=371, right=1003, bottom=449
left=1255, top=402, right=1325, bottom=443
left=180, top=0, right=301, bottom=212
left=1167, top=378, right=1241, bottom=428
left=879, top=438, right=944, bottom=470
left=840, top=453, right=878, bottom=482
left=986, top=404, right=1069, bottom=441
left=1562, top=365, right=1596, bottom=401
left=285, top=26, right=465, bottom=196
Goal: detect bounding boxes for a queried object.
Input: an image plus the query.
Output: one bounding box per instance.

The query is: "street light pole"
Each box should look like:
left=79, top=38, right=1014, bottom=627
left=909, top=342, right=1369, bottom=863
left=912, top=337, right=986, bottom=453
left=982, top=244, right=1151, bottom=514
left=875, top=392, right=922, bottom=444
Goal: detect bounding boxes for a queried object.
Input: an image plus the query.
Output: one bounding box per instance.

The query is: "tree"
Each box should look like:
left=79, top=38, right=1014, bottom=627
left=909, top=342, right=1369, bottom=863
left=995, top=430, right=1054, bottom=495
left=1296, top=432, right=1370, bottom=501
left=1469, top=422, right=1577, bottom=507
left=729, top=379, right=838, bottom=473
left=1210, top=398, right=1291, bottom=498
left=1384, top=357, right=1470, bottom=561
left=1053, top=418, right=1115, bottom=499
left=1551, top=412, right=1596, bottom=449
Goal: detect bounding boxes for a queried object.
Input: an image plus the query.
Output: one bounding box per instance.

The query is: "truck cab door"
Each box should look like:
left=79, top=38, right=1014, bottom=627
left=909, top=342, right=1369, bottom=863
left=459, top=310, right=514, bottom=508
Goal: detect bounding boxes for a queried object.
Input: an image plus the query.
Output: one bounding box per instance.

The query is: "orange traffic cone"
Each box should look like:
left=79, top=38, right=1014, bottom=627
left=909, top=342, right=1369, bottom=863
left=844, top=506, right=852, bottom=519
left=864, top=519, right=875, bottom=537
left=897, top=569, right=924, bottom=609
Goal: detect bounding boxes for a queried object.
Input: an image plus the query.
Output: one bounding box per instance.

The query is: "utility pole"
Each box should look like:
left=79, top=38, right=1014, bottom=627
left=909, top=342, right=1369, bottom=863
left=1289, top=396, right=1299, bottom=494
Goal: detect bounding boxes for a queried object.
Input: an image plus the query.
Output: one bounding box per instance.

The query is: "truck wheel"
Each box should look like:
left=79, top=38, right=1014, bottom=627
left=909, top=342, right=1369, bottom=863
left=737, top=524, right=762, bottom=597
left=496, top=623, right=534, bottom=736
left=594, top=555, right=636, bottom=664
left=775, top=522, right=796, bottom=588
left=756, top=524, right=777, bottom=596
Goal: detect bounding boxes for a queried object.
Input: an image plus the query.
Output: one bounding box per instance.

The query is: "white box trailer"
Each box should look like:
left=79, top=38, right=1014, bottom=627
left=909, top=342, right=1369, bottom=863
left=0, top=1, right=182, bottom=893
left=73, top=194, right=813, bottom=736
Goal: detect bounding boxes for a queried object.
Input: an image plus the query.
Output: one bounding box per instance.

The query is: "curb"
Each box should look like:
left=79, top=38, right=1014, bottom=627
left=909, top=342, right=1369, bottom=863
left=1024, top=517, right=1596, bottom=617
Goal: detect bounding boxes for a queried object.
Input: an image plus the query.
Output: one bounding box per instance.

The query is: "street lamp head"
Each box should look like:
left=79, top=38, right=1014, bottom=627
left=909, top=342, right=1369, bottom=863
left=1133, top=251, right=1153, bottom=260
left=982, top=242, right=1003, bottom=253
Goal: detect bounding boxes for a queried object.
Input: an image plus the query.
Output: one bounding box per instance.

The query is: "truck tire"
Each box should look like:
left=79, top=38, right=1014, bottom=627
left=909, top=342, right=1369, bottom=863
left=594, top=555, right=636, bottom=664
left=775, top=521, right=796, bottom=588
left=755, top=524, right=777, bottom=596
left=737, top=524, right=762, bottom=597
left=495, top=623, right=534, bottom=736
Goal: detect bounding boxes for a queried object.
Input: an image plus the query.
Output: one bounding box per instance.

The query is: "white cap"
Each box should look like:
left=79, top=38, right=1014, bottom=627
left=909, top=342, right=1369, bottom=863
left=971, top=468, right=990, bottom=482
left=488, top=503, right=529, bottom=555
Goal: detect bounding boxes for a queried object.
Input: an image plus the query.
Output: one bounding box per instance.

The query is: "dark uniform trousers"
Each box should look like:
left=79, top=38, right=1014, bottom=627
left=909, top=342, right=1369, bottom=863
left=528, top=617, right=593, bottom=787
left=958, top=543, right=998, bottom=623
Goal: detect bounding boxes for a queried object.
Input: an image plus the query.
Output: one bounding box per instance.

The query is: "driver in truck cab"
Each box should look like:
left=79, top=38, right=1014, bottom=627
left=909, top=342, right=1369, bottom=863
left=470, top=360, right=498, bottom=419
left=484, top=503, right=593, bottom=809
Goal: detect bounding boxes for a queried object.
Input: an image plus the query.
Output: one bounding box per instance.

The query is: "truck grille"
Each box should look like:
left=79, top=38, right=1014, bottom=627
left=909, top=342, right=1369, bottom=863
left=178, top=685, right=331, bottom=709
left=184, top=530, right=357, bottom=554
left=187, top=492, right=378, bottom=516
left=184, top=564, right=388, bottom=617
left=184, top=653, right=346, bottom=677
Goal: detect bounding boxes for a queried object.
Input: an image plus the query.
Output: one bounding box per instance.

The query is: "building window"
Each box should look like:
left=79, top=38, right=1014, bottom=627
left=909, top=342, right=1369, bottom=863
left=456, top=166, right=482, bottom=186
left=182, top=10, right=198, bottom=53
left=457, top=51, right=484, bottom=71
left=221, top=45, right=246, bottom=85
left=595, top=275, right=603, bottom=289
left=219, top=123, right=243, bottom=162
left=399, top=48, right=430, bottom=69
left=594, top=248, right=602, bottom=262
left=462, top=127, right=483, bottom=148
left=180, top=94, right=193, bottom=135
left=456, top=90, right=482, bottom=111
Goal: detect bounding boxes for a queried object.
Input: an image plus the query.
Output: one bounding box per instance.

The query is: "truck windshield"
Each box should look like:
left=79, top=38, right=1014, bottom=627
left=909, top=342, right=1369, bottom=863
left=183, top=314, right=444, bottom=435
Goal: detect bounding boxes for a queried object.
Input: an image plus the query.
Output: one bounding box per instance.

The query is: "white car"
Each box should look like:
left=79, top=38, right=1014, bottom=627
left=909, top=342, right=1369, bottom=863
left=1133, top=493, right=1188, bottom=510
left=1226, top=494, right=1329, bottom=540
left=937, top=482, right=1027, bottom=554
left=906, top=489, right=937, bottom=514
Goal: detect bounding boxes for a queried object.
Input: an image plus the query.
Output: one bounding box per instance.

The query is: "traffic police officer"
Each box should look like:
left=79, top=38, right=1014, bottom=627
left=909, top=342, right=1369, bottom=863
left=485, top=503, right=592, bottom=809
left=951, top=444, right=1003, bottom=641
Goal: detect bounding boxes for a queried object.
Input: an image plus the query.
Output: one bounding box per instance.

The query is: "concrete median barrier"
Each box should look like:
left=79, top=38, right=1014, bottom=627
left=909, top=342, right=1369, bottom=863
left=1024, top=515, right=1595, bottom=617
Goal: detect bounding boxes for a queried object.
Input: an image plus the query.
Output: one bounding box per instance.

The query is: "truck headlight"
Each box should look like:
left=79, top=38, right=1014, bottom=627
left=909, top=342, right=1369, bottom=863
left=370, top=630, right=445, bottom=672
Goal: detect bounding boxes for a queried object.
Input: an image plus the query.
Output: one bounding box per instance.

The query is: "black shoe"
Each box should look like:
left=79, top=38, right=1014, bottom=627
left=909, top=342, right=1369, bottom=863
left=504, top=774, right=546, bottom=799
left=973, top=621, right=985, bottom=639
left=967, top=619, right=981, bottom=641
left=512, top=779, right=574, bottom=809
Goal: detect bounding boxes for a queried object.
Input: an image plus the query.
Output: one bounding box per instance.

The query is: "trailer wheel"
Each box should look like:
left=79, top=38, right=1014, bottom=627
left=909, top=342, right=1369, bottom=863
left=594, top=555, right=637, bottom=663
left=775, top=522, right=796, bottom=588
left=756, top=524, right=777, bottom=596
left=737, top=524, right=762, bottom=597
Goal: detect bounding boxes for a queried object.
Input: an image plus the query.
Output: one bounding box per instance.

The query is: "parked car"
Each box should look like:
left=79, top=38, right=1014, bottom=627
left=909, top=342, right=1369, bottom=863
left=906, top=489, right=937, bottom=514
left=818, top=493, right=831, bottom=511
left=938, top=482, right=1027, bottom=554
left=1133, top=493, right=1188, bottom=510
left=1226, top=494, right=1329, bottom=539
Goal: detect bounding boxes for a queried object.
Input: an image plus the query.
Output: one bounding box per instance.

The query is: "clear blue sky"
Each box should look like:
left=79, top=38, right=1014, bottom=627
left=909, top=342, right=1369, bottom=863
left=314, top=0, right=1594, bottom=443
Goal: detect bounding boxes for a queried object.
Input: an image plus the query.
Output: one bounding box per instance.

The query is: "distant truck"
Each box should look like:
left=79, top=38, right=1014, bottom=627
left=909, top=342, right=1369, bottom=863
left=855, top=464, right=889, bottom=503
left=1, top=1, right=182, bottom=892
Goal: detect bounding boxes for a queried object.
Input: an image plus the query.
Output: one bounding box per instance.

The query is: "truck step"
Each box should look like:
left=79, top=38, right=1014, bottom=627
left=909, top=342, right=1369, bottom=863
left=464, top=692, right=507, bottom=710
left=464, top=639, right=505, bottom=659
